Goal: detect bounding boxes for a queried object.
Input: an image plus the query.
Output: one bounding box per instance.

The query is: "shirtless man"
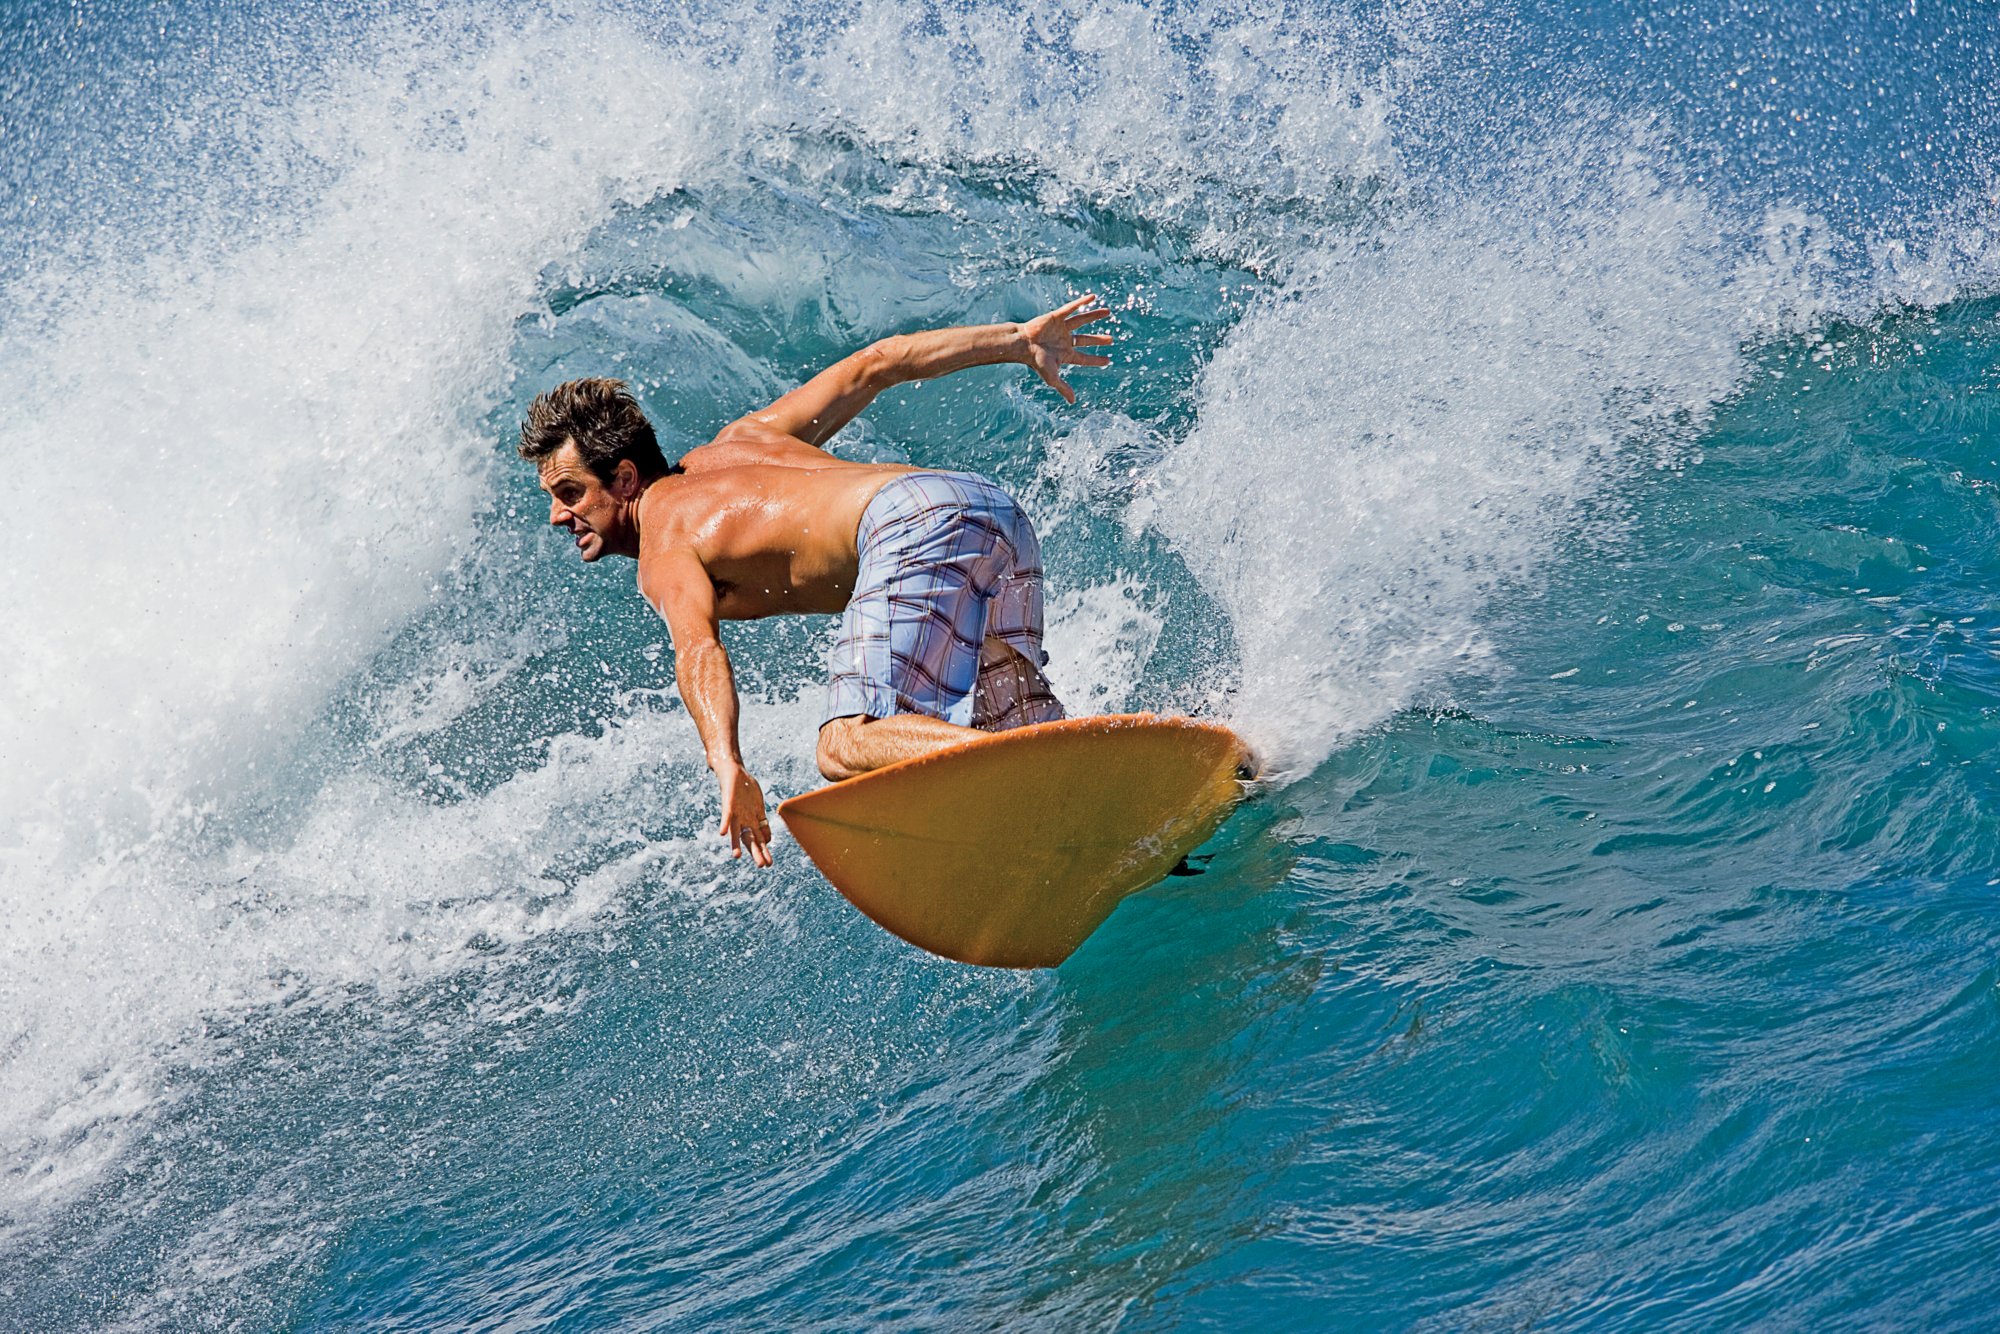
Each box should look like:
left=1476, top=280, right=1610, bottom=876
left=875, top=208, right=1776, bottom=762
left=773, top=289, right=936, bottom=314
left=520, top=296, right=1114, bottom=868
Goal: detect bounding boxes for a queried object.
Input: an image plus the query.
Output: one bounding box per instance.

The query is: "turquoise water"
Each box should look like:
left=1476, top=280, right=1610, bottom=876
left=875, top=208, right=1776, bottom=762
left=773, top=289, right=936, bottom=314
left=3, top=1, right=1998, bottom=1328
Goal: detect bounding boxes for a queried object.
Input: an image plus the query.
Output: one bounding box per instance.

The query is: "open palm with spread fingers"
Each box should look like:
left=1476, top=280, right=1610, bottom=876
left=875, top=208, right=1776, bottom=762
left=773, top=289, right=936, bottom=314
left=1020, top=294, right=1114, bottom=403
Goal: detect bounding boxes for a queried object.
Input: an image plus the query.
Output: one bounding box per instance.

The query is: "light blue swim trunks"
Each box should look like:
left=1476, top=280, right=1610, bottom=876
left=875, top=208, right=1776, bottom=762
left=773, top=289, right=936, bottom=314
left=824, top=471, right=1066, bottom=732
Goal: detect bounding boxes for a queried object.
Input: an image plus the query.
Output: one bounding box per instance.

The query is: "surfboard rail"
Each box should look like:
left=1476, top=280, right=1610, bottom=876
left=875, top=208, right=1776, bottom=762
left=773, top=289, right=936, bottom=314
left=778, top=713, right=1255, bottom=967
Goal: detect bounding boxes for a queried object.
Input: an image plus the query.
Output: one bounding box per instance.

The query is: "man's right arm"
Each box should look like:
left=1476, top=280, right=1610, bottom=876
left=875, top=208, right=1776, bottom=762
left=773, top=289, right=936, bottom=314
left=640, top=546, right=773, bottom=868
left=718, top=295, right=1114, bottom=450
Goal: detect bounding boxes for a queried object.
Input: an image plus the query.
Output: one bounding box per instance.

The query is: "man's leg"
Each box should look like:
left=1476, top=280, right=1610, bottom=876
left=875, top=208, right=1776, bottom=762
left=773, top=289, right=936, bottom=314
left=970, top=502, right=1064, bottom=730
left=817, top=712, right=983, bottom=781
left=818, top=473, right=1022, bottom=780
left=973, top=635, right=1064, bottom=731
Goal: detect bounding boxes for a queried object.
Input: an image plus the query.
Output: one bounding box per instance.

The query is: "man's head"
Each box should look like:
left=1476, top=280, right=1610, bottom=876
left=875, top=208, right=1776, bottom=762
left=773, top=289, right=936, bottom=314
left=519, top=378, right=673, bottom=562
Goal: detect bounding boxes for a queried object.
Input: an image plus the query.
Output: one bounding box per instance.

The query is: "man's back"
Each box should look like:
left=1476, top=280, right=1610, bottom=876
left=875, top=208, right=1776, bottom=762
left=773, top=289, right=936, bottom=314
left=638, top=452, right=919, bottom=619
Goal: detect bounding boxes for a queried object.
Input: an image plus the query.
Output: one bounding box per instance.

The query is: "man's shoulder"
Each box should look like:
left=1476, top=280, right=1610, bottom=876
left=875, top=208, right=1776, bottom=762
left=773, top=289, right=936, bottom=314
left=633, top=463, right=783, bottom=543
left=634, top=473, right=708, bottom=546
left=674, top=438, right=757, bottom=470
left=681, top=419, right=858, bottom=472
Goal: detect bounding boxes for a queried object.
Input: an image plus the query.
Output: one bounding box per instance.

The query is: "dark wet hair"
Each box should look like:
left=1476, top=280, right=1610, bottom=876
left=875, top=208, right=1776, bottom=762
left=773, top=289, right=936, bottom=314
left=518, top=377, right=675, bottom=482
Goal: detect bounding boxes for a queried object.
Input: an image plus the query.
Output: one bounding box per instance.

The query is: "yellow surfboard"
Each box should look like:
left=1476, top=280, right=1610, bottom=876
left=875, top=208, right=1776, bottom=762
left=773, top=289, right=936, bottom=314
left=777, top=714, right=1256, bottom=968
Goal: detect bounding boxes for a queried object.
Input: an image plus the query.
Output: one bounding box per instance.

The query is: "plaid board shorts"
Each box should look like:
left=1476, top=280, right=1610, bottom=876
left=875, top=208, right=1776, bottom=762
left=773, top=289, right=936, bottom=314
left=824, top=471, right=1066, bottom=732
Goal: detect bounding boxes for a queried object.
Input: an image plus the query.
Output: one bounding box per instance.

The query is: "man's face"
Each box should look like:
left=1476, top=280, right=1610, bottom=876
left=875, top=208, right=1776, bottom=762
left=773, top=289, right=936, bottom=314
left=537, top=441, right=632, bottom=562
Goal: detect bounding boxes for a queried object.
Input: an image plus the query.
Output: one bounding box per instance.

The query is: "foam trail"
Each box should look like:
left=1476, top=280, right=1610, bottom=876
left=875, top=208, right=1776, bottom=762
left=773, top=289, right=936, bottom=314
left=1153, top=161, right=1790, bottom=774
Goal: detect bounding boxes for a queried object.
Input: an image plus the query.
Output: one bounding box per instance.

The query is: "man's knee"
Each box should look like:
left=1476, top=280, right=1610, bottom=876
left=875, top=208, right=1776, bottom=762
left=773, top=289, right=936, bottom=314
left=817, top=715, right=865, bottom=782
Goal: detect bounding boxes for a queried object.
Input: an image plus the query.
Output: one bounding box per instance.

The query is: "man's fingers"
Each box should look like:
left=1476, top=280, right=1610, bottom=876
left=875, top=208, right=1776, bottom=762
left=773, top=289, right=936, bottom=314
left=740, top=821, right=772, bottom=868
left=1032, top=350, right=1078, bottom=402
left=1067, top=306, right=1112, bottom=328
left=1075, top=332, right=1114, bottom=347
left=1053, top=292, right=1097, bottom=316
left=1069, top=354, right=1111, bottom=368
left=717, top=767, right=771, bottom=865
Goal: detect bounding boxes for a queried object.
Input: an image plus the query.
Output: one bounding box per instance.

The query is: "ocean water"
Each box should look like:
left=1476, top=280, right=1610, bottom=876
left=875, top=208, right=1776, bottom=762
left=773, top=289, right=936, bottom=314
left=3, top=0, right=1998, bottom=1327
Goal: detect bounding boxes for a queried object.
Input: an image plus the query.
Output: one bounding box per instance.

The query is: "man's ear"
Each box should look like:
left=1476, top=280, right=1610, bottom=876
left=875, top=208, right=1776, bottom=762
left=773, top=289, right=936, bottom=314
left=615, top=458, right=643, bottom=499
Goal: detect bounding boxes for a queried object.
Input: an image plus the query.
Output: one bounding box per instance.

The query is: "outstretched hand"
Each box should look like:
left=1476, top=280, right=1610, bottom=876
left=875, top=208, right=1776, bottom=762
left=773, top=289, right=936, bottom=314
left=1019, top=294, right=1114, bottom=404
left=716, top=762, right=774, bottom=868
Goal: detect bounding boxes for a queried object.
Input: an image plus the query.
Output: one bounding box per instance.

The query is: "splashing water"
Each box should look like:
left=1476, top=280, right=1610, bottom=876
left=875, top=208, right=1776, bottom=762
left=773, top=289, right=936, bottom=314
left=3, top=0, right=1998, bottom=1326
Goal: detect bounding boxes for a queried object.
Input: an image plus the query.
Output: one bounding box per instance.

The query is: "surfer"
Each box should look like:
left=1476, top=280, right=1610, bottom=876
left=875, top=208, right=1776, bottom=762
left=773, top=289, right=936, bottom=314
left=520, top=296, right=1114, bottom=867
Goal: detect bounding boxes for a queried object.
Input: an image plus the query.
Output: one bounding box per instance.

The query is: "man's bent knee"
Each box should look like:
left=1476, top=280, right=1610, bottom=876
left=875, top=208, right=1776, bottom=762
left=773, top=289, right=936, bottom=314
left=817, top=715, right=868, bottom=782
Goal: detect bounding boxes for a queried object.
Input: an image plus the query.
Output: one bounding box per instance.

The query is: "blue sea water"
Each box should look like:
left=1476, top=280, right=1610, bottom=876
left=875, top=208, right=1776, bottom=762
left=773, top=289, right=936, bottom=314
left=2, top=0, right=1998, bottom=1328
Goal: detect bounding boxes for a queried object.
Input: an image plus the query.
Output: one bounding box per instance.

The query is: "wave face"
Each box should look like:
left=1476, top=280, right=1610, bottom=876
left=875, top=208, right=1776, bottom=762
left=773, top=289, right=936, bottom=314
left=3, top=0, right=1998, bottom=1327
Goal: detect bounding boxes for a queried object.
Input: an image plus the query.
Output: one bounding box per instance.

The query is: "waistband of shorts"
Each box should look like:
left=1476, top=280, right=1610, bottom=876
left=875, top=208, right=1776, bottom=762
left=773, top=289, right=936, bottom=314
left=854, top=470, right=1006, bottom=549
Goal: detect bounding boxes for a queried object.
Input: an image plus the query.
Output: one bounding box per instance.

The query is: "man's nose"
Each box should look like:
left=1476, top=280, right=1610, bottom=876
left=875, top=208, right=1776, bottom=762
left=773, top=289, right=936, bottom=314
left=548, top=498, right=569, bottom=525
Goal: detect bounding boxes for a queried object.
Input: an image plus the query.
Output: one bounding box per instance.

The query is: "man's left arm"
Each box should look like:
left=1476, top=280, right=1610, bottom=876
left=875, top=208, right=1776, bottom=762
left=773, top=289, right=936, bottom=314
left=730, top=295, right=1113, bottom=447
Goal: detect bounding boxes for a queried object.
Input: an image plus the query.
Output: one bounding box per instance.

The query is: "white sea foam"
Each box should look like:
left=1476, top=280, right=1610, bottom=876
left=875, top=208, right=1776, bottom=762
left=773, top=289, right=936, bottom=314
left=0, top=0, right=1993, bottom=1250
left=1148, top=143, right=1997, bottom=773
left=1151, top=164, right=1761, bottom=772
left=1045, top=577, right=1169, bottom=716
left=0, top=13, right=729, bottom=1227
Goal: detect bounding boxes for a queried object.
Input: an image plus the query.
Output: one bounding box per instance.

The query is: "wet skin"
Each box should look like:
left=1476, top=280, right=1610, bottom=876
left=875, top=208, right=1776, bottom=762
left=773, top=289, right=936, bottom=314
left=642, top=444, right=918, bottom=619
left=536, top=296, right=1115, bottom=867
